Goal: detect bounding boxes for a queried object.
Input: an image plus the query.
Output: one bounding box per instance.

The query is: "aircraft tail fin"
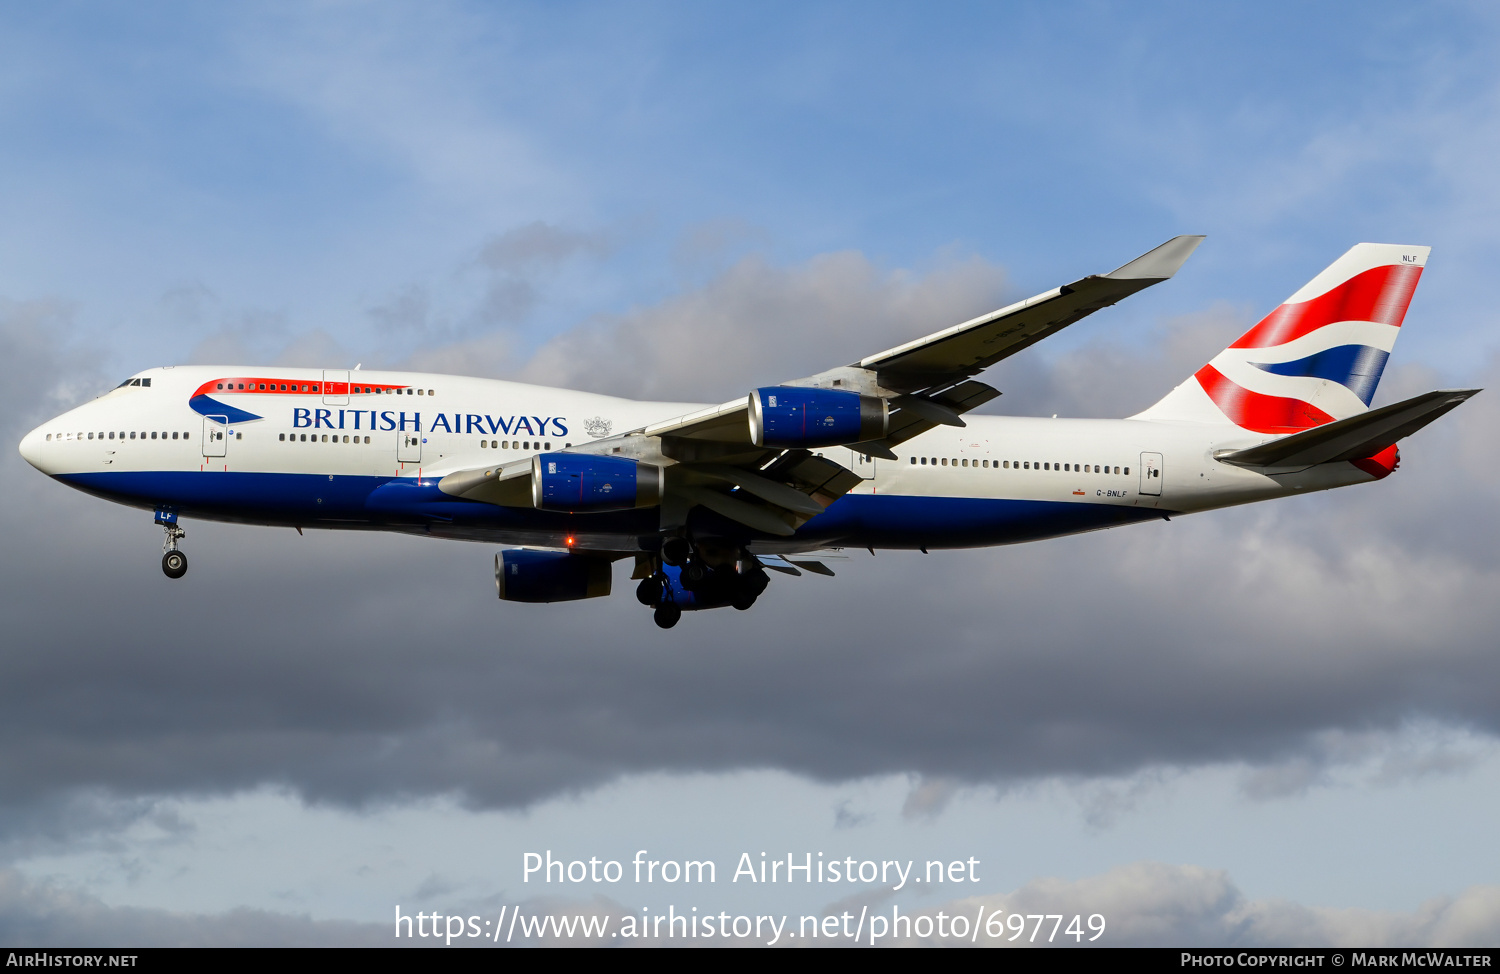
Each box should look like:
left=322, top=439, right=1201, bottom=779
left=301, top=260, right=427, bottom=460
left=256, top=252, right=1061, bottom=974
left=1134, top=243, right=1429, bottom=431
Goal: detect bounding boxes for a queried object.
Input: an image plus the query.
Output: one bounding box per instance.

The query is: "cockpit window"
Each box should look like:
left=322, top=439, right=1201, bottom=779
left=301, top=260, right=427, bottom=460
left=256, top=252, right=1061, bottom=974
left=116, top=377, right=151, bottom=388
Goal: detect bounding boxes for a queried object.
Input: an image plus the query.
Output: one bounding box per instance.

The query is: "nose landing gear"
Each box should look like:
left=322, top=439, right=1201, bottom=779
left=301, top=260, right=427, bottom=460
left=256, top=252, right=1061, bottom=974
left=156, top=508, right=188, bottom=579
left=162, top=547, right=188, bottom=579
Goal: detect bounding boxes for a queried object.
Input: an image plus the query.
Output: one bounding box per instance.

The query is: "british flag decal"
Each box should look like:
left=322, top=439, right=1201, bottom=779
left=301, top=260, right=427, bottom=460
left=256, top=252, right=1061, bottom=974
left=1139, top=243, right=1429, bottom=435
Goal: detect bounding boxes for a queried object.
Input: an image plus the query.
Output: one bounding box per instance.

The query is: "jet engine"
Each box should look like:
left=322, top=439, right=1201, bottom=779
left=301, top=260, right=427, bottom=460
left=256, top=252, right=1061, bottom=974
left=748, top=387, right=887, bottom=448
left=495, top=549, right=612, bottom=602
left=531, top=454, right=663, bottom=512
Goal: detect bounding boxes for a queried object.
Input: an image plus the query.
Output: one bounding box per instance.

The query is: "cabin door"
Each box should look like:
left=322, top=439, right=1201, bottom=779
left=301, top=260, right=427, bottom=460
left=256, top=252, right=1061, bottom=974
left=398, top=431, right=423, bottom=465
left=1139, top=452, right=1163, bottom=496
left=844, top=448, right=877, bottom=481
left=202, top=416, right=228, bottom=458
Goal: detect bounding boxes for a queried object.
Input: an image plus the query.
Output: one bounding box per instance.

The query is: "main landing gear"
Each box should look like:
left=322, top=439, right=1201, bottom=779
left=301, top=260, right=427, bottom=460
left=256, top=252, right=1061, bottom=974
left=637, top=538, right=771, bottom=628
left=156, top=508, right=187, bottom=579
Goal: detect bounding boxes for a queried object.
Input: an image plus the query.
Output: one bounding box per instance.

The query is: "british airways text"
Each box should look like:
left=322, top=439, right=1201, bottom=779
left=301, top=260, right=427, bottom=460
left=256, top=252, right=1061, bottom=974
left=291, top=409, right=568, bottom=437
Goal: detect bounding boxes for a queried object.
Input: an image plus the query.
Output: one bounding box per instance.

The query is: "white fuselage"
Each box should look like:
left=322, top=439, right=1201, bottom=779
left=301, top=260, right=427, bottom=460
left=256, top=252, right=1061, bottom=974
left=19, top=365, right=1378, bottom=553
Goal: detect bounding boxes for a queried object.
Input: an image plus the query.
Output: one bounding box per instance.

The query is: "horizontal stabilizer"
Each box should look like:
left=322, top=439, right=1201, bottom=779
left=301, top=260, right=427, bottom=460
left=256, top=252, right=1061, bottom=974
left=1216, top=388, right=1479, bottom=469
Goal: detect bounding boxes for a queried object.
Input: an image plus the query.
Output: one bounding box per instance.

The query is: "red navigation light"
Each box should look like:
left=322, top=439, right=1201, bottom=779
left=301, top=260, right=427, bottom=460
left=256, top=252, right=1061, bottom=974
left=565, top=535, right=576, bottom=547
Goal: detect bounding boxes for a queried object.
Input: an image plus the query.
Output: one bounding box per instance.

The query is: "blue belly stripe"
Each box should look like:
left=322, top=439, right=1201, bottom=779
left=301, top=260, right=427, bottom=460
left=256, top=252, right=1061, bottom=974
left=57, top=471, right=1170, bottom=548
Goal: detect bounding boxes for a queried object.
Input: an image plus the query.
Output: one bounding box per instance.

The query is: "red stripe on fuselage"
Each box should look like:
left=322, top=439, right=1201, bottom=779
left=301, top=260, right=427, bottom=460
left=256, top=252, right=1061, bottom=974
left=1195, top=364, right=1335, bottom=433
left=1229, top=264, right=1422, bottom=350
left=190, top=378, right=410, bottom=397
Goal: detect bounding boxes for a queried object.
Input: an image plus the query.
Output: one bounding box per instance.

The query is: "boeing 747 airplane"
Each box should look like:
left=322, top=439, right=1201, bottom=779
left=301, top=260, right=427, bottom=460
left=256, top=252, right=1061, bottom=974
left=18, top=238, right=1476, bottom=627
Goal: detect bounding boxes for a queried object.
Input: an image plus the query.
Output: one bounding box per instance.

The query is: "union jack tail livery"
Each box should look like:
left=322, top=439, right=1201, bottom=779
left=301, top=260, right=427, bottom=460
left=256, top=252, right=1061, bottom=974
left=1138, top=243, right=1429, bottom=431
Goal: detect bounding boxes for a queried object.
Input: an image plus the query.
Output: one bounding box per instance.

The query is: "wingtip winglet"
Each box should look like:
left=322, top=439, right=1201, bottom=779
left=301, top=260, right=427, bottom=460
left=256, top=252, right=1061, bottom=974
left=1104, top=234, right=1206, bottom=281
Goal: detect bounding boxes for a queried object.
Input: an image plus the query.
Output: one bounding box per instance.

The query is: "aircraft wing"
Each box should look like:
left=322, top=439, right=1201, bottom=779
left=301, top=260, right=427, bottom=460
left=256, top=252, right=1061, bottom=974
left=442, top=236, right=1203, bottom=537
left=859, top=235, right=1204, bottom=391
left=642, top=235, right=1203, bottom=442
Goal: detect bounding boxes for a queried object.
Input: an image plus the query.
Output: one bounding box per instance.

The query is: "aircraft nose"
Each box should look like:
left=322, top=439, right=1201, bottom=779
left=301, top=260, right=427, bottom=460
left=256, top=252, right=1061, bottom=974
left=18, top=424, right=52, bottom=474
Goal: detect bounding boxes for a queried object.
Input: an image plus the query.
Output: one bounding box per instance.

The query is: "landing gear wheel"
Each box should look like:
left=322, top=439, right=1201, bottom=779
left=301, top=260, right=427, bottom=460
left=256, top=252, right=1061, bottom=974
left=162, top=550, right=188, bottom=579
left=681, top=559, right=708, bottom=589
left=653, top=603, right=682, bottom=629
left=636, top=575, right=665, bottom=606
left=660, top=537, right=691, bottom=567
left=732, top=593, right=757, bottom=611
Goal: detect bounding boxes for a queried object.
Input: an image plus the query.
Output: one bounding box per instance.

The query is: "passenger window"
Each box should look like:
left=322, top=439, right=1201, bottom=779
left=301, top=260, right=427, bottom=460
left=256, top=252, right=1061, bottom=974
left=236, top=433, right=242, bottom=440
left=279, top=433, right=285, bottom=441
left=545, top=442, right=551, bottom=450
left=129, top=432, right=136, bottom=439
left=216, top=383, right=224, bottom=390
left=1124, top=467, right=1130, bottom=475
left=428, top=389, right=434, bottom=396
left=417, top=389, right=424, bottom=395
left=363, top=436, right=370, bottom=444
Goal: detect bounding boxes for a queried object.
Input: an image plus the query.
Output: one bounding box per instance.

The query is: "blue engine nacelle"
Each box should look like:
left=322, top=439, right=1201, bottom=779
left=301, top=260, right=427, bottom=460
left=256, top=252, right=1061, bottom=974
left=748, top=387, right=887, bottom=448
left=495, top=549, right=612, bottom=602
left=531, top=454, right=663, bottom=512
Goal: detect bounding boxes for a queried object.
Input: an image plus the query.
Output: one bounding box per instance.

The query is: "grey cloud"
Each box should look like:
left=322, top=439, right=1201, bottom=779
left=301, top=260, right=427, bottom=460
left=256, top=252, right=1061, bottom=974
left=900, top=777, right=962, bottom=822
left=515, top=250, right=1008, bottom=400
left=2, top=250, right=1498, bottom=831
left=472, top=222, right=614, bottom=330
left=369, top=222, right=615, bottom=360
left=671, top=218, right=770, bottom=277
left=832, top=800, right=871, bottom=830
left=476, top=221, right=613, bottom=271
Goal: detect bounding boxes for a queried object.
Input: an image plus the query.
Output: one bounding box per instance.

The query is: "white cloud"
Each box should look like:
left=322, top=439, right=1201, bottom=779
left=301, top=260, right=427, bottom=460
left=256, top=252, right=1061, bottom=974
left=905, top=863, right=1500, bottom=948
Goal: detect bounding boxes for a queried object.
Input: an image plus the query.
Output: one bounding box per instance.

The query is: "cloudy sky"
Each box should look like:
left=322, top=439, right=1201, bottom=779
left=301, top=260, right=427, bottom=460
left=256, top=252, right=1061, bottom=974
left=4, top=1, right=1500, bottom=947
